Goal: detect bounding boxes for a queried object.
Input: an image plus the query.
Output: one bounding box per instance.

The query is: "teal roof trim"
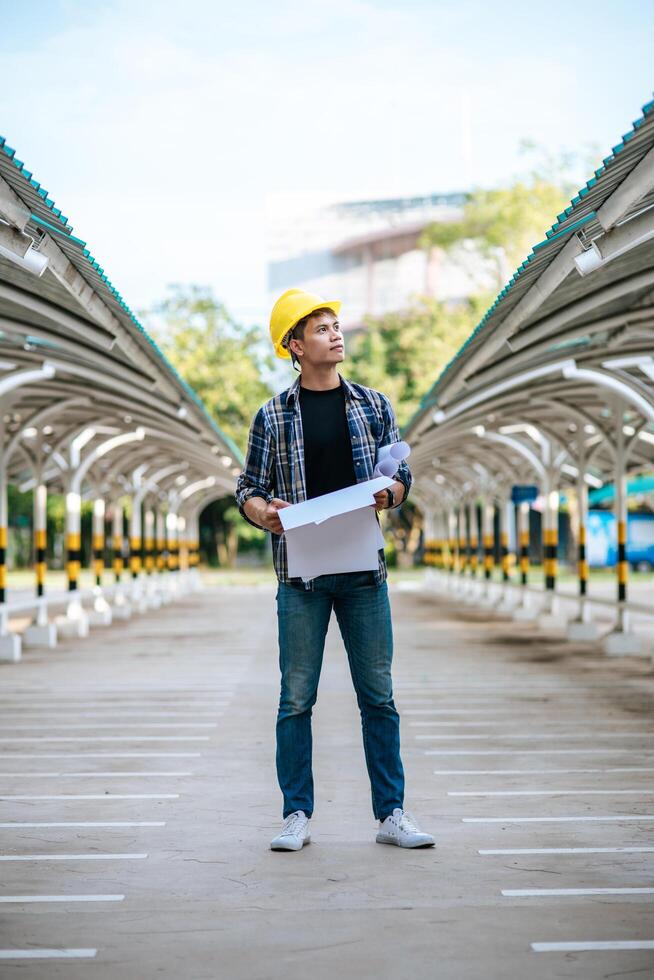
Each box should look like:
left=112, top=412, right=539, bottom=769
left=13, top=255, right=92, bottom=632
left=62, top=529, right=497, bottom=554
left=403, top=93, right=654, bottom=436
left=589, top=474, right=654, bottom=504
left=0, top=134, right=243, bottom=465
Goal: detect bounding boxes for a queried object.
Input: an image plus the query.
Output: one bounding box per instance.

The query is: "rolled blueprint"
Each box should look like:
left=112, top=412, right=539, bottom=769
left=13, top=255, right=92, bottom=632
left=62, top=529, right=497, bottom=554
left=373, top=440, right=411, bottom=478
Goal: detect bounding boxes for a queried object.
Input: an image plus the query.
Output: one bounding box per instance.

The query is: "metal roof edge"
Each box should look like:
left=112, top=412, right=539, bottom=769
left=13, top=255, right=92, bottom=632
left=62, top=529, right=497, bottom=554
left=402, top=93, right=654, bottom=439
left=0, top=134, right=243, bottom=465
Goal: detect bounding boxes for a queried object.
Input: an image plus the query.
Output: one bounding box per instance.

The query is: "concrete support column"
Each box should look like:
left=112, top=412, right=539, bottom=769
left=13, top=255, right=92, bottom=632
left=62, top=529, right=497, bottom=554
left=469, top=503, right=479, bottom=581
left=24, top=478, right=57, bottom=648
left=129, top=497, right=147, bottom=611
left=88, top=497, right=111, bottom=626
left=538, top=476, right=568, bottom=629
left=166, top=509, right=179, bottom=598
left=518, top=502, right=530, bottom=588
left=513, top=501, right=538, bottom=622
left=542, top=482, right=558, bottom=612
left=177, top=515, right=189, bottom=595
left=143, top=507, right=161, bottom=609
left=604, top=404, right=641, bottom=655
left=111, top=500, right=131, bottom=619
left=568, top=456, right=598, bottom=640
left=0, top=423, right=20, bottom=661
left=187, top=513, right=202, bottom=590
left=422, top=508, right=436, bottom=568
left=496, top=496, right=517, bottom=612
left=447, top=508, right=458, bottom=591
left=156, top=510, right=171, bottom=604
left=481, top=499, right=494, bottom=600
left=56, top=483, right=90, bottom=638
left=458, top=506, right=468, bottom=580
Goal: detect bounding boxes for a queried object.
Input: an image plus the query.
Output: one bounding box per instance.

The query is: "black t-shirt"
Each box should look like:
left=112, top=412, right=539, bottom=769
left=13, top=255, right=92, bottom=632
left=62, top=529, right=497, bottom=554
left=299, top=379, right=357, bottom=499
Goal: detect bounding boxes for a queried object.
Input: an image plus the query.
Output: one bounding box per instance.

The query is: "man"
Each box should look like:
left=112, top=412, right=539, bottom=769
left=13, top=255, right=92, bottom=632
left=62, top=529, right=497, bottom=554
left=236, top=288, right=435, bottom=852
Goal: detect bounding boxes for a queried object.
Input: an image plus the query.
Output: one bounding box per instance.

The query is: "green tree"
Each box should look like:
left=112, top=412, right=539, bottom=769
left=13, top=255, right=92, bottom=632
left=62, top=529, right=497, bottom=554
left=144, top=285, right=273, bottom=451
left=142, top=286, right=274, bottom=567
left=346, top=295, right=487, bottom=428
left=419, top=144, right=588, bottom=283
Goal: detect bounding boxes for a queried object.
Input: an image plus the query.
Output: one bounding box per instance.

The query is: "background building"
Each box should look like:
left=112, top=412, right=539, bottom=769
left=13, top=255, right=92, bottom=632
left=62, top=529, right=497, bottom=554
left=267, top=192, right=500, bottom=330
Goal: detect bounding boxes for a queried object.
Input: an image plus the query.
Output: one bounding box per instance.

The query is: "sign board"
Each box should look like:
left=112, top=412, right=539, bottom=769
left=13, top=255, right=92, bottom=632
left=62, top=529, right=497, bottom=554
left=510, top=484, right=539, bottom=504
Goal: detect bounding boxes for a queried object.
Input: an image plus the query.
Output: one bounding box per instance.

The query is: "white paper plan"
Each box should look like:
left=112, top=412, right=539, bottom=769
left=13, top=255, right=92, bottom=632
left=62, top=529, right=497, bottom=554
left=278, top=441, right=411, bottom=580
left=279, top=475, right=394, bottom=579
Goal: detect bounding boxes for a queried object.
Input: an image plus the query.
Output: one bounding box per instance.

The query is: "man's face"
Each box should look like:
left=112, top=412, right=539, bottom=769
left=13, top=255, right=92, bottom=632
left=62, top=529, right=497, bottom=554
left=291, top=310, right=344, bottom=366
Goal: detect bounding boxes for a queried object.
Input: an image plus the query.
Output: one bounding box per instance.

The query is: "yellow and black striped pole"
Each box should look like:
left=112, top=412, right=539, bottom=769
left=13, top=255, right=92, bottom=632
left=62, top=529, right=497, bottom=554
left=459, top=507, right=468, bottom=578
left=112, top=504, right=124, bottom=584
left=144, top=509, right=155, bottom=576
left=65, top=490, right=82, bottom=593
left=543, top=485, right=559, bottom=610
left=448, top=510, right=458, bottom=576
left=482, top=501, right=494, bottom=591
left=518, top=502, right=530, bottom=587
left=156, top=511, right=167, bottom=575
left=499, top=502, right=510, bottom=583
left=92, top=498, right=105, bottom=588
left=615, top=417, right=629, bottom=631
left=578, top=520, right=588, bottom=601
left=129, top=499, right=142, bottom=582
left=34, top=483, right=47, bottom=598
left=0, top=523, right=6, bottom=606
left=167, top=512, right=178, bottom=573
left=470, top=503, right=479, bottom=580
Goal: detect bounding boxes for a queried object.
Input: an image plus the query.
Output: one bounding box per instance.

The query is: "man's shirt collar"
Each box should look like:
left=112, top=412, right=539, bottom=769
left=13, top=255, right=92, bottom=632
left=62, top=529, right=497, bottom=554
left=284, top=373, right=363, bottom=407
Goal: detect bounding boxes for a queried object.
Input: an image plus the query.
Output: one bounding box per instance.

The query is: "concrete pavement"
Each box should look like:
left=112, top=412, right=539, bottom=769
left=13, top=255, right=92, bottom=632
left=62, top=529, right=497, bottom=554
left=0, top=577, right=653, bottom=979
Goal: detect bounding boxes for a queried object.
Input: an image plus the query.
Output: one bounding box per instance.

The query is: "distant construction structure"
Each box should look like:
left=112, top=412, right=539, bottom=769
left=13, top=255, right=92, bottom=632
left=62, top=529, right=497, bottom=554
left=267, top=192, right=499, bottom=330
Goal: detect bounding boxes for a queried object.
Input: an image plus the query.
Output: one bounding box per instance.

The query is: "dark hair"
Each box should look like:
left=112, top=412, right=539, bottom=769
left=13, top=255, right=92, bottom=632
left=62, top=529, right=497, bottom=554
left=284, top=307, right=336, bottom=371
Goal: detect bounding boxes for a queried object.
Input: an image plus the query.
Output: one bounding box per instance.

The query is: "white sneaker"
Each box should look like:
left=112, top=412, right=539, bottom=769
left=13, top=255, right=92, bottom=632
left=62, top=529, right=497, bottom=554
left=376, top=808, right=435, bottom=848
left=270, top=810, right=311, bottom=851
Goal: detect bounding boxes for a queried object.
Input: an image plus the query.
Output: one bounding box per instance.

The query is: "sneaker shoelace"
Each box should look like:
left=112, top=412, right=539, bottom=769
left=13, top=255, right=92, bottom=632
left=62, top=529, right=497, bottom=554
left=398, top=810, right=421, bottom=834
left=281, top=811, right=306, bottom=837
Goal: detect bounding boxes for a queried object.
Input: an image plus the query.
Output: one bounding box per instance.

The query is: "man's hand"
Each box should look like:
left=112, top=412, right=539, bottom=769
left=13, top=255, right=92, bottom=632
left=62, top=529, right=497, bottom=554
left=372, top=480, right=405, bottom=512
left=243, top=496, right=291, bottom=534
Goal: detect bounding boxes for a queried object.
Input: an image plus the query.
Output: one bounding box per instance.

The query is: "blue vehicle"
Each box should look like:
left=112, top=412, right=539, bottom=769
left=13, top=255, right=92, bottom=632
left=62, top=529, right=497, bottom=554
left=586, top=511, right=654, bottom=571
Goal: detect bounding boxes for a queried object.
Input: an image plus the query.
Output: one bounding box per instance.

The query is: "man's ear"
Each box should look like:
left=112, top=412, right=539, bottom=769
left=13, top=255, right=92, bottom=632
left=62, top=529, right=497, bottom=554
left=289, top=337, right=303, bottom=359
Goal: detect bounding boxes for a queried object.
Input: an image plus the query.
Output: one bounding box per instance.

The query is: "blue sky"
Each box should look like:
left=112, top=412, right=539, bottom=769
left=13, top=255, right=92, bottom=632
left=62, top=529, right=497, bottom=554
left=1, top=0, right=653, bottom=325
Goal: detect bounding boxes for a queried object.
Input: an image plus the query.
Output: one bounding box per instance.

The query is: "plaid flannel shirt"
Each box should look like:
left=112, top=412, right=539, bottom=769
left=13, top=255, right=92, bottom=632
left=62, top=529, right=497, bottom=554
left=235, top=374, right=412, bottom=589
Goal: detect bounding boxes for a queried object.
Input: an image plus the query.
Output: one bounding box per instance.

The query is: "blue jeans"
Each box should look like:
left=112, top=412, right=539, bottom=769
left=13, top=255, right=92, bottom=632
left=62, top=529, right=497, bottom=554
left=275, top=570, right=404, bottom=822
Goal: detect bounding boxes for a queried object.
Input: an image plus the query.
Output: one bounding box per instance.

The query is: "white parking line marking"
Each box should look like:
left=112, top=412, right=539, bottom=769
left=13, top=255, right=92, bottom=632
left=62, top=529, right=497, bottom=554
left=0, top=772, right=193, bottom=777
left=435, top=768, right=654, bottom=774
left=0, top=712, right=225, bottom=719
left=532, top=940, right=654, bottom=952
left=0, top=723, right=218, bottom=730
left=449, top=789, right=654, bottom=796
left=480, top=847, right=654, bottom=855
left=0, top=793, right=179, bottom=800
left=0, top=752, right=202, bottom=759
left=415, top=732, right=654, bottom=740
left=0, top=701, right=231, bottom=708
left=0, top=948, right=98, bottom=959
left=410, top=720, right=652, bottom=727
left=0, top=736, right=210, bottom=743
left=0, top=821, right=166, bottom=828
left=425, top=749, right=654, bottom=756
left=463, top=815, right=654, bottom=823
left=0, top=853, right=148, bottom=860
left=504, top=888, right=654, bottom=897
left=0, top=894, right=125, bottom=903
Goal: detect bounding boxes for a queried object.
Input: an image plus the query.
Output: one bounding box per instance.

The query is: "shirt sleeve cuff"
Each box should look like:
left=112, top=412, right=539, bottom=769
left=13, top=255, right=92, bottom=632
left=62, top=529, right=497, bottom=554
left=237, top=489, right=273, bottom=530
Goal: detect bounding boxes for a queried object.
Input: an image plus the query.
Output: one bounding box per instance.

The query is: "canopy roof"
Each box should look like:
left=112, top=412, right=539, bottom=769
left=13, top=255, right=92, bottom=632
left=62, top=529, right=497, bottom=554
left=0, top=137, right=241, bottom=508
left=404, top=95, right=654, bottom=510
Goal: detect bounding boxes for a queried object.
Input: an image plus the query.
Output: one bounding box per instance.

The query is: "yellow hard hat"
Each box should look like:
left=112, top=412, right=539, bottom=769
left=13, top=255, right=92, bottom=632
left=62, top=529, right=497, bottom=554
left=269, top=288, right=342, bottom=360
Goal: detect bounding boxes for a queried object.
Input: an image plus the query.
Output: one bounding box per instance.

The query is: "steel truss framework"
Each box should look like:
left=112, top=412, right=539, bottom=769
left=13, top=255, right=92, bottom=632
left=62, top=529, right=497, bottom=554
left=404, top=95, right=654, bottom=653
left=0, top=136, right=242, bottom=660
